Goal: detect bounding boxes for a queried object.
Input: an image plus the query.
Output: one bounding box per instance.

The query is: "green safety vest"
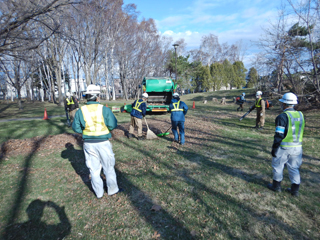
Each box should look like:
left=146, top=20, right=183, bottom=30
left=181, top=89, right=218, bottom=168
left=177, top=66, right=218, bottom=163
left=280, top=111, right=305, bottom=147
left=133, top=99, right=144, bottom=112
left=255, top=98, right=262, bottom=108
left=81, top=104, right=110, bottom=136
left=171, top=101, right=183, bottom=112
left=66, top=97, right=75, bottom=105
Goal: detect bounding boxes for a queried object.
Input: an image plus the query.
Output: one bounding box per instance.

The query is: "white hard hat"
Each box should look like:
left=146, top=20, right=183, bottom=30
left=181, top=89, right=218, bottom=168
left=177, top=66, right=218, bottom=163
left=279, top=92, right=298, bottom=105
left=256, top=91, right=262, bottom=96
left=142, top=93, right=148, bottom=98
left=242, top=92, right=245, bottom=96
left=173, top=92, right=179, bottom=98
left=66, top=92, right=71, bottom=97
left=84, top=85, right=100, bottom=94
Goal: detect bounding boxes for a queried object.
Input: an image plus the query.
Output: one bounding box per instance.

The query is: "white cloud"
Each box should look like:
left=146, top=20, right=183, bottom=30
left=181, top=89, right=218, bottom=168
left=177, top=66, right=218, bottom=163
left=162, top=30, right=203, bottom=49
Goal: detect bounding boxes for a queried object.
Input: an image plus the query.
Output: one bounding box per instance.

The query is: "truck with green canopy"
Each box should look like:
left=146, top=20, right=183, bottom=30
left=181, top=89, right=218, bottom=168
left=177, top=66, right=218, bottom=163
left=124, top=77, right=177, bottom=113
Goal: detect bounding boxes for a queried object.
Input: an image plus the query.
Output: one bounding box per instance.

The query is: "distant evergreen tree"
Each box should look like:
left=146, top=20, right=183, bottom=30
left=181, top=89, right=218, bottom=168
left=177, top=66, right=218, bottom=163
left=232, top=61, right=247, bottom=89
left=210, top=62, right=224, bottom=91
left=222, top=59, right=235, bottom=89
left=247, top=67, right=258, bottom=88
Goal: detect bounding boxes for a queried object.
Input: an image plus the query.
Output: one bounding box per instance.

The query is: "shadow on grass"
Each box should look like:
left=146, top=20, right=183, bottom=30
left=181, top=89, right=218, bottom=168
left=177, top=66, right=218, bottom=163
left=1, top=120, right=73, bottom=240
left=61, top=143, right=93, bottom=193
left=149, top=166, right=309, bottom=239
left=0, top=104, right=12, bottom=115
left=113, top=137, right=310, bottom=239
left=111, top=136, right=265, bottom=237
left=116, top=169, right=195, bottom=239
left=3, top=199, right=71, bottom=240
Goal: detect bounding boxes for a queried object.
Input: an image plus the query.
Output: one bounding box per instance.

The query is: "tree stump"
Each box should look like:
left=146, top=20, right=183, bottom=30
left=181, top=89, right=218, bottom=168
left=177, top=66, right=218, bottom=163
left=203, top=100, right=207, bottom=104
left=212, top=98, right=218, bottom=102
left=233, top=97, right=236, bottom=103
left=221, top=97, right=226, bottom=105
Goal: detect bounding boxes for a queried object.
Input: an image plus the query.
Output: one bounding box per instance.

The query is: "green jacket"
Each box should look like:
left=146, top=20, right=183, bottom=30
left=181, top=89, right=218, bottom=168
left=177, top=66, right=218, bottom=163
left=72, top=102, right=117, bottom=141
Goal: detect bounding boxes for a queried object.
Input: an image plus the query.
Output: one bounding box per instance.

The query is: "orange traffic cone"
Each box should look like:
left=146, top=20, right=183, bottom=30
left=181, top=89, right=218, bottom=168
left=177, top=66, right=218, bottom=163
left=192, top=101, right=195, bottom=109
left=123, top=103, right=127, bottom=113
left=43, top=108, right=49, bottom=120
left=106, top=104, right=108, bottom=107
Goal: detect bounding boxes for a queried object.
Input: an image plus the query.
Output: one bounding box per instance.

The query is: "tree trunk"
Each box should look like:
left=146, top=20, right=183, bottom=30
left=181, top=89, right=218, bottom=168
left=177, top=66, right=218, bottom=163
left=17, top=86, right=22, bottom=110
left=56, top=66, right=64, bottom=106
left=105, top=55, right=110, bottom=101
left=120, top=73, right=128, bottom=100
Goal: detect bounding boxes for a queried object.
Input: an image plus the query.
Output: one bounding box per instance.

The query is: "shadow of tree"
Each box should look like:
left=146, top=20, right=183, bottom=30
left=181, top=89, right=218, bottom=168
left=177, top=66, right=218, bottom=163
left=1, top=119, right=73, bottom=239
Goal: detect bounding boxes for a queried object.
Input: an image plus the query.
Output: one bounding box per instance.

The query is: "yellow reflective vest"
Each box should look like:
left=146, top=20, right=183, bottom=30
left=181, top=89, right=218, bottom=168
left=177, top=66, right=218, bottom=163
left=255, top=98, right=262, bottom=108
left=81, top=104, right=110, bottom=136
left=66, top=97, right=75, bottom=105
left=280, top=111, right=305, bottom=147
left=171, top=101, right=183, bottom=111
left=133, top=99, right=144, bottom=112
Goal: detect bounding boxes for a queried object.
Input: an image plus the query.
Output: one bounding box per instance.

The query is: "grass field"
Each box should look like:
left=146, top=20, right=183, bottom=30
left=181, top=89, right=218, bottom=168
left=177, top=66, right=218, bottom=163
left=0, top=89, right=319, bottom=239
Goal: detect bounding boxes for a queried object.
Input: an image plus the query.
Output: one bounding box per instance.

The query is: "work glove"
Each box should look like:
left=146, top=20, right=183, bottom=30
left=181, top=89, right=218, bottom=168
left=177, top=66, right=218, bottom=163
left=260, top=113, right=263, bottom=117
left=271, top=148, right=277, bottom=157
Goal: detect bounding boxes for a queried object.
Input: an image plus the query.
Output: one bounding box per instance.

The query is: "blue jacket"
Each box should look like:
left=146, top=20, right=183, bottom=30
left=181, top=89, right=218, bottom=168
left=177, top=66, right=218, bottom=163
left=72, top=102, right=117, bottom=141
left=169, top=98, right=188, bottom=122
left=130, top=99, right=147, bottom=119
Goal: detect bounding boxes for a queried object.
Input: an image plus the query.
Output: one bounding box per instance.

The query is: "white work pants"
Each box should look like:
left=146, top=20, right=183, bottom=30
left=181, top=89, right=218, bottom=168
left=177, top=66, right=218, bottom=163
left=272, top=146, right=302, bottom=184
left=83, top=140, right=119, bottom=198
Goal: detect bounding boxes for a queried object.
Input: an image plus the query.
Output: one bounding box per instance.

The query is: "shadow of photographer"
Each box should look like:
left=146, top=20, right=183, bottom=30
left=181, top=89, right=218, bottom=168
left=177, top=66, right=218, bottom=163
left=4, top=199, right=71, bottom=240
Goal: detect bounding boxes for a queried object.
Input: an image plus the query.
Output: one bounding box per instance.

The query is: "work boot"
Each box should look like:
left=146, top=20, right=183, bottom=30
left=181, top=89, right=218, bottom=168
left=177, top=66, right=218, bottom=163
left=286, top=184, right=300, bottom=197
left=237, top=107, right=240, bottom=111
left=128, top=133, right=133, bottom=139
left=258, top=126, right=264, bottom=130
left=241, top=108, right=243, bottom=111
left=137, top=136, right=144, bottom=141
left=267, top=180, right=282, bottom=192
left=252, top=125, right=259, bottom=129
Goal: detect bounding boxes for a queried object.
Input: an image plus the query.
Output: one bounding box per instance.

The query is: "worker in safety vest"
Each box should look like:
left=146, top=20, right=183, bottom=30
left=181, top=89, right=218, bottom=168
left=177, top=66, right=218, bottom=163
left=169, top=93, right=188, bottom=145
left=64, top=92, right=79, bottom=123
left=72, top=85, right=122, bottom=199
left=267, top=93, right=305, bottom=197
left=249, top=91, right=265, bottom=130
left=236, top=92, right=246, bottom=111
left=128, top=93, right=148, bottom=140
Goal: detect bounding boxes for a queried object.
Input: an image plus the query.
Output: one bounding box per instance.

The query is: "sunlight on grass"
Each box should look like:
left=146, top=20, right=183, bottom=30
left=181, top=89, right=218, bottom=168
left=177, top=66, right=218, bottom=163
left=0, top=91, right=319, bottom=239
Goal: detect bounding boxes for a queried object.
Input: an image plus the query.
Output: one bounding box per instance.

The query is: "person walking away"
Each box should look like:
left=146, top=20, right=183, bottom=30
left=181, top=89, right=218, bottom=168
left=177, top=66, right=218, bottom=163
left=169, top=93, right=188, bottom=145
left=267, top=93, right=305, bottom=197
left=64, top=92, right=79, bottom=124
left=72, top=85, right=121, bottom=199
left=249, top=91, right=265, bottom=130
left=128, top=93, right=148, bottom=140
left=237, top=92, right=246, bottom=111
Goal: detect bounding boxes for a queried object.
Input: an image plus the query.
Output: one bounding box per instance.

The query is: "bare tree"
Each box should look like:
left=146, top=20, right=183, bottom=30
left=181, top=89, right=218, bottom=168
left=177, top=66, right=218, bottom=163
left=0, top=0, right=78, bottom=57
left=0, top=53, right=35, bottom=109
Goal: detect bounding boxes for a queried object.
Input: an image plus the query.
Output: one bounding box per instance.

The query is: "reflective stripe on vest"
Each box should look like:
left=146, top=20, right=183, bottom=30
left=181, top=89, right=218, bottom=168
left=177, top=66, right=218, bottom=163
left=171, top=101, right=183, bottom=111
left=66, top=97, right=75, bottom=105
left=133, top=99, right=144, bottom=112
left=255, top=98, right=262, bottom=108
left=81, top=104, right=110, bottom=136
left=280, top=111, right=305, bottom=147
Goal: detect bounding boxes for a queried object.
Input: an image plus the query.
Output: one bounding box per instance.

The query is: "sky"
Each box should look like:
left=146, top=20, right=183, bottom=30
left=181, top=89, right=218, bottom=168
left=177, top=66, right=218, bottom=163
left=122, top=0, right=284, bottom=67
